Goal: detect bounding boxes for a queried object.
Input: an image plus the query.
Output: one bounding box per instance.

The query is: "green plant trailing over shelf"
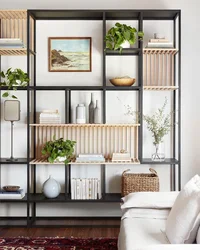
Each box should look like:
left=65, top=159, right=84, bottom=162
left=105, top=22, right=144, bottom=53
left=143, top=98, right=173, bottom=145
left=42, top=136, right=76, bottom=164
left=0, top=68, right=29, bottom=99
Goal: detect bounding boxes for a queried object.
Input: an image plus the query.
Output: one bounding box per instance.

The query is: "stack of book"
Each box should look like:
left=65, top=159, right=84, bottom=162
left=76, top=153, right=105, bottom=163
left=146, top=38, right=173, bottom=48
left=0, top=189, right=25, bottom=199
left=112, top=152, right=131, bottom=162
left=0, top=38, right=26, bottom=48
left=71, top=178, right=101, bottom=200
left=39, top=110, right=61, bottom=124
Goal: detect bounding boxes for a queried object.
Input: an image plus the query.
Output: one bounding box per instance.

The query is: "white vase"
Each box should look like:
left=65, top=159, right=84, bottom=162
left=76, top=104, right=86, bottom=124
left=54, top=156, right=66, bottom=163
left=121, top=40, right=130, bottom=48
left=42, top=175, right=61, bottom=199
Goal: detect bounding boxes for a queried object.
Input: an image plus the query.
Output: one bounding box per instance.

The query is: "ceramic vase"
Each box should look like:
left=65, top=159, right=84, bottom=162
left=76, top=104, right=86, bottom=124
left=94, top=100, right=101, bottom=124
left=42, top=175, right=61, bottom=198
left=89, top=93, right=95, bottom=123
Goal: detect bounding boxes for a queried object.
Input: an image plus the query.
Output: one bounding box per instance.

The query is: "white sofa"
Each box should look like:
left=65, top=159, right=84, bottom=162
left=118, top=192, right=200, bottom=250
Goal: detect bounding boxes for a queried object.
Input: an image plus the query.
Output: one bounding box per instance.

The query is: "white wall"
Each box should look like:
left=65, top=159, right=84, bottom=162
left=0, top=0, right=200, bottom=217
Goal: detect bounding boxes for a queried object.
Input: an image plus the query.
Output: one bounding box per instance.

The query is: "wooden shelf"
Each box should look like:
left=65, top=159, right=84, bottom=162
left=0, top=10, right=27, bottom=19
left=143, top=86, right=178, bottom=91
left=143, top=48, right=178, bottom=55
left=30, top=123, right=140, bottom=127
left=30, top=158, right=140, bottom=165
left=0, top=48, right=36, bottom=56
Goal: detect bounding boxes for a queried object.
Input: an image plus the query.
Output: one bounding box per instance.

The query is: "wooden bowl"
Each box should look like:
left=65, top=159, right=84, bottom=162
left=3, top=186, right=20, bottom=192
left=109, top=78, right=136, bottom=87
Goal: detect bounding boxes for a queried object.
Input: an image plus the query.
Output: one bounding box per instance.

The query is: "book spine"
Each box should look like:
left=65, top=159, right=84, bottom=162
left=82, top=179, right=86, bottom=200
left=80, top=179, right=83, bottom=200
left=85, top=179, right=89, bottom=199
left=71, top=178, right=74, bottom=199
left=76, top=179, right=80, bottom=199
left=88, top=179, right=92, bottom=199
left=94, top=178, right=97, bottom=200
left=149, top=39, right=169, bottom=43
left=74, top=179, right=77, bottom=199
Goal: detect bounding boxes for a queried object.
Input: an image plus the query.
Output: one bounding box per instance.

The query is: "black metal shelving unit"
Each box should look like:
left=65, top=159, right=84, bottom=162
left=0, top=9, right=181, bottom=227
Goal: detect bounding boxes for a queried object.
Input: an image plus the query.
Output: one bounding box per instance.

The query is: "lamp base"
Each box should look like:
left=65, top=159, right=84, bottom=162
left=6, top=157, right=18, bottom=162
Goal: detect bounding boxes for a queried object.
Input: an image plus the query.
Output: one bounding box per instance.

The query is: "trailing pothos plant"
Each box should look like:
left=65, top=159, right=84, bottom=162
left=105, top=22, right=144, bottom=53
left=42, top=136, right=76, bottom=164
left=0, top=68, right=29, bottom=99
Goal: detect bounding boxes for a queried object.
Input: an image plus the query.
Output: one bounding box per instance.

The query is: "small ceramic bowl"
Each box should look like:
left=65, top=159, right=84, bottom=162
left=109, top=78, right=136, bottom=87
left=3, top=186, right=20, bottom=192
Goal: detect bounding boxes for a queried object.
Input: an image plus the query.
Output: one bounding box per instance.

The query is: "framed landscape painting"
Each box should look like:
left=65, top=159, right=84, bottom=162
left=48, top=37, right=92, bottom=72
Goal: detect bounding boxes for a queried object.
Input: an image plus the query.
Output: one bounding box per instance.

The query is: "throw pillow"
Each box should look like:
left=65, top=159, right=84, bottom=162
left=166, top=175, right=200, bottom=244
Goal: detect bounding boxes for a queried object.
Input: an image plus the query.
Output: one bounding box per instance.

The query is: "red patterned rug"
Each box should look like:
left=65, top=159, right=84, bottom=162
left=0, top=237, right=118, bottom=250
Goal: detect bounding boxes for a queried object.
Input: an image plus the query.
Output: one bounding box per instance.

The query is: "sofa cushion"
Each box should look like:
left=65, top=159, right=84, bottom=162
left=166, top=175, right=200, bottom=244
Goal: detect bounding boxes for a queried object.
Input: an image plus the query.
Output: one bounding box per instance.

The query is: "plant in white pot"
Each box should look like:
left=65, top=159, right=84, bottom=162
left=0, top=68, right=29, bottom=99
left=105, top=22, right=144, bottom=53
left=42, top=136, right=76, bottom=164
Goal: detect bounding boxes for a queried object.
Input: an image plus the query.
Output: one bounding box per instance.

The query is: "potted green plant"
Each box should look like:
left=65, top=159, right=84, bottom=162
left=105, top=22, right=144, bottom=53
left=0, top=68, right=29, bottom=99
left=42, top=136, right=76, bottom=164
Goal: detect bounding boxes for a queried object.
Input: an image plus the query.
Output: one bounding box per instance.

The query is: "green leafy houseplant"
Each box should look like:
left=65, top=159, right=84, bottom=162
left=42, top=136, right=76, bottom=164
left=0, top=68, right=29, bottom=99
left=105, top=22, right=144, bottom=53
left=143, top=98, right=173, bottom=145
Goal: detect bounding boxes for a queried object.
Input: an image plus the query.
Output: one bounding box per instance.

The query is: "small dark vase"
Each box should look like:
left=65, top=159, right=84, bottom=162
left=89, top=93, right=95, bottom=123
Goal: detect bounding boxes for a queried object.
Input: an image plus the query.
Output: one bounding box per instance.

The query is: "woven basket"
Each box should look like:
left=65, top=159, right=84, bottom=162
left=121, top=168, right=159, bottom=196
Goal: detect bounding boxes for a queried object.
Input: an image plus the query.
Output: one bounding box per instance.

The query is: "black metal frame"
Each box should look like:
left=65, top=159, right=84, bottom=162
left=0, top=9, right=181, bottom=227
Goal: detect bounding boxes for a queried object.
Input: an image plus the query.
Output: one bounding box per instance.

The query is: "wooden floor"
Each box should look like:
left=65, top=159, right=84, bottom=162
left=0, top=227, right=120, bottom=238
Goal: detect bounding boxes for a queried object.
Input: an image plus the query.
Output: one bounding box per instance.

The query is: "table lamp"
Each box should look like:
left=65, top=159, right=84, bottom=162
left=4, top=100, right=20, bottom=162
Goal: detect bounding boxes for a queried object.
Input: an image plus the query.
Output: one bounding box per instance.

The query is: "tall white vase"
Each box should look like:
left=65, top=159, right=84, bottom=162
left=42, top=175, right=61, bottom=199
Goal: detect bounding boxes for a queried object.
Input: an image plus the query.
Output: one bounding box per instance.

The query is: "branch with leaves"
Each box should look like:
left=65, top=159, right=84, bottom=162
left=143, top=98, right=173, bottom=145
left=0, top=68, right=29, bottom=99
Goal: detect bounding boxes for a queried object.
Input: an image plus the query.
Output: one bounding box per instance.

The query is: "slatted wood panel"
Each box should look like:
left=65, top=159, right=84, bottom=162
left=143, top=48, right=178, bottom=90
left=30, top=124, right=140, bottom=164
left=0, top=10, right=34, bottom=55
left=0, top=10, right=27, bottom=19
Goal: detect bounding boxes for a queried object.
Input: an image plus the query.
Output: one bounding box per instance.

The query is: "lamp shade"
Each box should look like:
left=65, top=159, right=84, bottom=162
left=4, top=100, right=20, bottom=121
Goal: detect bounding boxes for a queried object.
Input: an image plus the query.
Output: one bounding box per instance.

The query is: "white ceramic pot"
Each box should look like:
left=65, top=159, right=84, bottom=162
left=76, top=104, right=86, bottom=124
left=42, top=175, right=61, bottom=199
left=121, top=40, right=130, bottom=48
left=54, top=156, right=66, bottom=163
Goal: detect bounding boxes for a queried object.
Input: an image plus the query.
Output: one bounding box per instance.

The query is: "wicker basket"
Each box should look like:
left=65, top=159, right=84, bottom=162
left=121, top=168, right=159, bottom=196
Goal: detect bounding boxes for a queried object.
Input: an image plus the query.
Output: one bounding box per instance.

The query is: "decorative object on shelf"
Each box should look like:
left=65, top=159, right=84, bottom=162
left=4, top=100, right=20, bottom=162
left=117, top=97, right=139, bottom=123
left=143, top=98, right=173, bottom=161
left=2, top=185, right=20, bottom=192
left=112, top=149, right=131, bottom=162
left=42, top=136, right=76, bottom=164
left=76, top=104, right=86, bottom=124
left=76, top=153, right=105, bottom=163
left=146, top=34, right=173, bottom=48
left=42, top=175, right=61, bottom=199
left=105, top=22, right=144, bottom=53
left=0, top=189, right=25, bottom=199
left=0, top=38, right=26, bottom=49
left=152, top=143, right=165, bottom=161
left=122, top=168, right=159, bottom=196
left=89, top=93, right=95, bottom=123
left=94, top=100, right=101, bottom=124
left=0, top=68, right=29, bottom=99
left=48, top=37, right=92, bottom=72
left=110, top=76, right=135, bottom=87
left=71, top=178, right=101, bottom=200
left=39, top=110, right=61, bottom=124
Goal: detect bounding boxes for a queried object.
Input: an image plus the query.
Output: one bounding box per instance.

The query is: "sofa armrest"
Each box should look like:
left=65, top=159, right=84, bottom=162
left=121, top=191, right=179, bottom=210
